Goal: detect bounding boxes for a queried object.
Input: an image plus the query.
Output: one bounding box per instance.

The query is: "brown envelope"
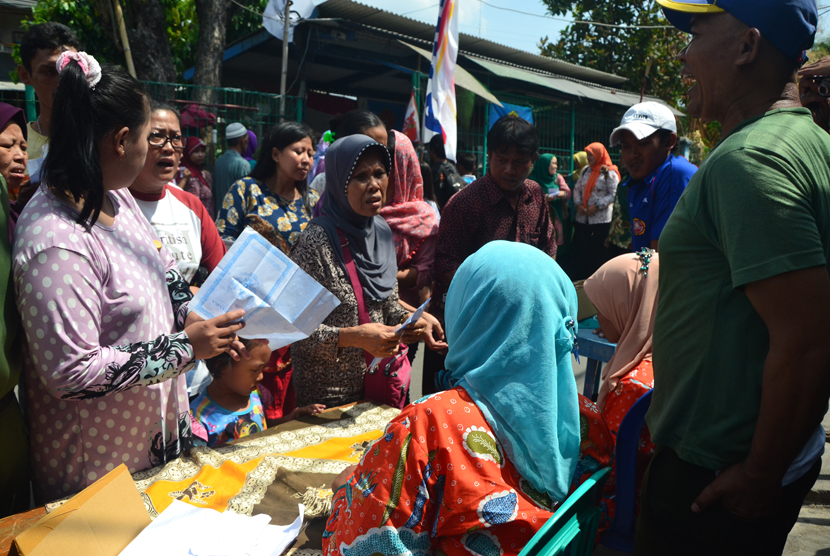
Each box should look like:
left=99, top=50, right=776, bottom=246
left=13, top=464, right=151, bottom=556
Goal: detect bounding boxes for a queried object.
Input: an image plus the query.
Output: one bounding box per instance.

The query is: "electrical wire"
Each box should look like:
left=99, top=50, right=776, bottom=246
left=473, top=0, right=675, bottom=29
left=286, top=26, right=315, bottom=93
left=400, top=3, right=439, bottom=16
left=227, top=0, right=286, bottom=23
left=228, top=0, right=674, bottom=30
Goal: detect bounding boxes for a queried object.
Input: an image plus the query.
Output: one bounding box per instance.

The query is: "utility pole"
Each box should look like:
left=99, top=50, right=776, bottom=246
left=279, top=0, right=291, bottom=122
left=112, top=0, right=137, bottom=78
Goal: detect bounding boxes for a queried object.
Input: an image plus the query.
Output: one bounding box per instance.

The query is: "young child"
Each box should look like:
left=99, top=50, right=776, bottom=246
left=456, top=152, right=477, bottom=185
left=191, top=338, right=325, bottom=447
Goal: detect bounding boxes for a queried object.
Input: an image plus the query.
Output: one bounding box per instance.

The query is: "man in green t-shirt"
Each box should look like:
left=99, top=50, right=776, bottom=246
left=639, top=1, right=829, bottom=554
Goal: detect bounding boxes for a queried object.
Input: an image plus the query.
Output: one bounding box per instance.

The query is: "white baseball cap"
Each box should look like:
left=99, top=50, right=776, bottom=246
left=609, top=102, right=676, bottom=147
left=226, top=122, right=248, bottom=140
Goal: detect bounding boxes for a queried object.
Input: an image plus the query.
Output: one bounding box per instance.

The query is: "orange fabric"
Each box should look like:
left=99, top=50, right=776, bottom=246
left=600, top=360, right=655, bottom=529
left=322, top=388, right=613, bottom=556
left=582, top=143, right=620, bottom=210
left=144, top=457, right=264, bottom=515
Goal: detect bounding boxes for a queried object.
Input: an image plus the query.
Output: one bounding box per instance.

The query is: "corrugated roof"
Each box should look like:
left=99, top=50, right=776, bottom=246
left=466, top=57, right=684, bottom=116
left=315, top=0, right=628, bottom=87
left=0, top=0, right=36, bottom=9
left=399, top=41, right=502, bottom=106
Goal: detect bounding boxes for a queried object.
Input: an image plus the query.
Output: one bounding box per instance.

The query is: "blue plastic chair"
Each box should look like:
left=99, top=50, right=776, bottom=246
left=518, top=467, right=611, bottom=556
left=601, top=389, right=653, bottom=553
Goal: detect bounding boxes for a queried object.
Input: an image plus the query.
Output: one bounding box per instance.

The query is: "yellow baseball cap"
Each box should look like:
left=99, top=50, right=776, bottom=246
left=656, top=0, right=817, bottom=60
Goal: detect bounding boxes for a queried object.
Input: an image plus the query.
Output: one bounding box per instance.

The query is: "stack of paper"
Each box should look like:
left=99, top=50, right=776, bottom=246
left=119, top=501, right=304, bottom=556
left=190, top=227, right=340, bottom=350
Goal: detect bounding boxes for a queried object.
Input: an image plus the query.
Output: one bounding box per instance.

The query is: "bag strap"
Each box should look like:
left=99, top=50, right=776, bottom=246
left=335, top=228, right=371, bottom=326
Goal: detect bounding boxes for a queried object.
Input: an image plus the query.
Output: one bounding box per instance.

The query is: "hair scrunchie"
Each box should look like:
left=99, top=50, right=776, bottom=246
left=56, top=51, right=102, bottom=89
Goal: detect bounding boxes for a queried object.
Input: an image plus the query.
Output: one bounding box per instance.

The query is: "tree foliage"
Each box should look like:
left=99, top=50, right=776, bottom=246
left=539, top=0, right=690, bottom=108
left=538, top=0, right=720, bottom=150
left=10, top=0, right=266, bottom=82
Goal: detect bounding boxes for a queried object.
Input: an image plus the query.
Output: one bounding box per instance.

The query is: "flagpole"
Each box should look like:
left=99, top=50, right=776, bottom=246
left=279, top=0, right=291, bottom=122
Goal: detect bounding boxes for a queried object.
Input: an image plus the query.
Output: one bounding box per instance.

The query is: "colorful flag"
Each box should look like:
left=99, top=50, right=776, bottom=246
left=488, top=102, right=534, bottom=130
left=423, top=0, right=459, bottom=162
left=402, top=91, right=420, bottom=144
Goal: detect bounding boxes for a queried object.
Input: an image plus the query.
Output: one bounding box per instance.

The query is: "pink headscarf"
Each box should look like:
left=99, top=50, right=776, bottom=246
left=583, top=252, right=659, bottom=411
left=379, top=130, right=439, bottom=264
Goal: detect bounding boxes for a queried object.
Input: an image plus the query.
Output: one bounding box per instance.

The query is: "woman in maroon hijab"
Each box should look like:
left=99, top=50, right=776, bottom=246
left=178, top=136, right=215, bottom=218
left=0, top=103, right=28, bottom=201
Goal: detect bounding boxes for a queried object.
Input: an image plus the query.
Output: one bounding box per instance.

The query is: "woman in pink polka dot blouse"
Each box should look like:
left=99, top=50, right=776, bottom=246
left=13, top=56, right=246, bottom=503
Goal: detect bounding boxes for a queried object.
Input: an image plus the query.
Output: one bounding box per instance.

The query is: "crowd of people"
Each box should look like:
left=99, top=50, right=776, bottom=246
left=1, top=0, right=830, bottom=554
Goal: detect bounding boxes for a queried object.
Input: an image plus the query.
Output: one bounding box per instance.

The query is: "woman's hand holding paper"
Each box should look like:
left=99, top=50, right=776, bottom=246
left=185, top=309, right=247, bottom=360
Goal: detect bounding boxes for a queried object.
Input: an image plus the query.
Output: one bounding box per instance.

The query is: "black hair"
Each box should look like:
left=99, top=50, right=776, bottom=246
left=330, top=109, right=384, bottom=139
left=148, top=98, right=181, bottom=120
left=42, top=61, right=149, bottom=229
left=487, top=115, right=538, bottom=158
left=456, top=152, right=477, bottom=176
left=420, top=161, right=437, bottom=204
left=19, top=23, right=82, bottom=72
left=227, top=135, right=243, bottom=148
left=250, top=121, right=315, bottom=215
left=655, top=129, right=677, bottom=147
left=428, top=134, right=446, bottom=159
left=205, top=338, right=262, bottom=379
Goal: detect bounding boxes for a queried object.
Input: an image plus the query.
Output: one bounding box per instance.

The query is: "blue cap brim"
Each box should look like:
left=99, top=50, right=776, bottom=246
left=656, top=0, right=726, bottom=33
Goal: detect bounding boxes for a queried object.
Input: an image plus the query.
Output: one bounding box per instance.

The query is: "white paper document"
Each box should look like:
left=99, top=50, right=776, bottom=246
left=119, top=500, right=305, bottom=556
left=367, top=298, right=430, bottom=372
left=190, top=227, right=340, bottom=350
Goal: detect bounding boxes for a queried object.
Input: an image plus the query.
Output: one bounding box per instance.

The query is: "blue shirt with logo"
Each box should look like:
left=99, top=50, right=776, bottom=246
left=626, top=154, right=697, bottom=251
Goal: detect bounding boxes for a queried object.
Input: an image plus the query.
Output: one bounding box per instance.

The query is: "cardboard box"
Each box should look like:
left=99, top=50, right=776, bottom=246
left=13, top=464, right=151, bottom=556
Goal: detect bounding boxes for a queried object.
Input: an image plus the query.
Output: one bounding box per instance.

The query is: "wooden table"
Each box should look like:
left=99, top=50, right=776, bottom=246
left=0, top=400, right=398, bottom=556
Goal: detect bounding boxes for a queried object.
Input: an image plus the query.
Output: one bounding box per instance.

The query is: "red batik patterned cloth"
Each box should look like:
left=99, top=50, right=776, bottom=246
left=600, top=360, right=655, bottom=529
left=322, top=387, right=612, bottom=556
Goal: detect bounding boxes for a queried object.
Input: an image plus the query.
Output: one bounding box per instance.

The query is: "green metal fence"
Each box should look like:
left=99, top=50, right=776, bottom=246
left=1, top=81, right=303, bottom=169
left=453, top=90, right=626, bottom=177
left=142, top=81, right=302, bottom=169
left=0, top=85, right=33, bottom=121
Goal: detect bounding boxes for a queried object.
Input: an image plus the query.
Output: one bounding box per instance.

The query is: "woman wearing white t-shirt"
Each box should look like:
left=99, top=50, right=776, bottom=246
left=129, top=101, right=228, bottom=396
left=128, top=100, right=226, bottom=287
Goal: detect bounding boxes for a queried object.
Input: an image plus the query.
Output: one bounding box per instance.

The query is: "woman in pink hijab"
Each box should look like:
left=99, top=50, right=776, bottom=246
left=583, top=250, right=658, bottom=525
left=379, top=130, right=439, bottom=309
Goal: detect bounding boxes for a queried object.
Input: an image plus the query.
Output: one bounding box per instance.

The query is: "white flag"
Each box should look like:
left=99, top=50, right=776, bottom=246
left=422, top=0, right=459, bottom=162
left=263, top=0, right=324, bottom=42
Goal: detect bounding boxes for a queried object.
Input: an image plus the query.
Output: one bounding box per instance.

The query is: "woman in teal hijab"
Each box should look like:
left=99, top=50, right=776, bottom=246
left=323, top=241, right=612, bottom=556
left=530, top=154, right=572, bottom=256
left=442, top=240, right=582, bottom=500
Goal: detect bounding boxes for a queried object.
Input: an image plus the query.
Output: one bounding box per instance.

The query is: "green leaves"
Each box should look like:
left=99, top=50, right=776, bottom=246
left=12, top=0, right=264, bottom=81
left=538, top=0, right=720, bottom=154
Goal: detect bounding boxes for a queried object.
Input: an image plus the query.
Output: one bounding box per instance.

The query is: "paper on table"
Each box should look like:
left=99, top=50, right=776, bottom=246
left=249, top=507, right=305, bottom=556
left=367, top=298, right=430, bottom=372
left=190, top=227, right=340, bottom=350
left=118, top=500, right=305, bottom=556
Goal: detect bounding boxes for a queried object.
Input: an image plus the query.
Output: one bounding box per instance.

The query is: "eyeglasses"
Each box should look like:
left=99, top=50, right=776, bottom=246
left=148, top=132, right=185, bottom=150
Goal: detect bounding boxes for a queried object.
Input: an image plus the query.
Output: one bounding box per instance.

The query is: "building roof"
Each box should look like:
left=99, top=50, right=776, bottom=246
left=315, top=0, right=628, bottom=88
left=0, top=0, right=36, bottom=9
